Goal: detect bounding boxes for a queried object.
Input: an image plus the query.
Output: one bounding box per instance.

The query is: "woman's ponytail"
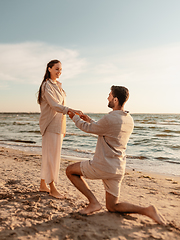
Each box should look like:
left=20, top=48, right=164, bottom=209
left=37, top=59, right=60, bottom=104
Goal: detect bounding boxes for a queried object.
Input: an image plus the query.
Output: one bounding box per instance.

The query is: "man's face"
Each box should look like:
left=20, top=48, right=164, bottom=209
left=107, top=91, right=115, bottom=108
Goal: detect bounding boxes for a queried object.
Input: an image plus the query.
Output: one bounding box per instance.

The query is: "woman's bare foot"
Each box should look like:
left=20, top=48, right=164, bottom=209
left=49, top=181, right=64, bottom=199
left=39, top=186, right=50, bottom=193
left=145, top=205, right=167, bottom=225
left=39, top=179, right=50, bottom=193
left=49, top=189, right=64, bottom=199
left=79, top=202, right=102, bottom=215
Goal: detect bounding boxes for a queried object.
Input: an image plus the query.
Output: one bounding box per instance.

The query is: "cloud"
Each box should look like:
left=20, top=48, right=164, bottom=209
left=0, top=42, right=87, bottom=85
left=90, top=43, right=180, bottom=85
left=1, top=41, right=180, bottom=90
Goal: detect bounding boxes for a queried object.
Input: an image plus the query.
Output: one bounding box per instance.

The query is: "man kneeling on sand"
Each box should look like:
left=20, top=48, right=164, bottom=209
left=66, top=85, right=166, bottom=225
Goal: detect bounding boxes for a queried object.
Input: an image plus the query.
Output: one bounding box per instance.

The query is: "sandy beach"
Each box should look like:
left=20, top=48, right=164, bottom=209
left=0, top=147, right=180, bottom=240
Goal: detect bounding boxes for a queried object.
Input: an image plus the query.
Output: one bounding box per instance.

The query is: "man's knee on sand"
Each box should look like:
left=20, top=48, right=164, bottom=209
left=106, top=191, right=119, bottom=212
left=106, top=200, right=118, bottom=212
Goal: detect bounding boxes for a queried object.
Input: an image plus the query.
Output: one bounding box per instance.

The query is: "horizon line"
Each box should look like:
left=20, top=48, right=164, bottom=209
left=0, top=111, right=179, bottom=115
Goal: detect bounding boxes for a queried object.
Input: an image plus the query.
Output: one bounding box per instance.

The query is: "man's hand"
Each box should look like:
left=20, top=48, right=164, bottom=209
left=80, top=114, right=91, bottom=123
left=74, top=110, right=83, bottom=116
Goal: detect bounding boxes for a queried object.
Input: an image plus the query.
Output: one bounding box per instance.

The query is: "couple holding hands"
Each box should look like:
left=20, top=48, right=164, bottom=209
left=37, top=59, right=166, bottom=225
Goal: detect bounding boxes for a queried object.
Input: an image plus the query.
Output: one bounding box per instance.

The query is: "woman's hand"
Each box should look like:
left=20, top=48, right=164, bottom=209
left=68, top=109, right=83, bottom=117
left=67, top=110, right=75, bottom=119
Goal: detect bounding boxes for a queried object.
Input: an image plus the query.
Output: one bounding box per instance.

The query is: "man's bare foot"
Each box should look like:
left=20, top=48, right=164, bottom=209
left=79, top=202, right=102, bottom=215
left=146, top=205, right=166, bottom=225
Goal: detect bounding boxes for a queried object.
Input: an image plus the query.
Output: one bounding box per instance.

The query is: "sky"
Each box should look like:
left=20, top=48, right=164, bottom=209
left=0, top=0, right=180, bottom=113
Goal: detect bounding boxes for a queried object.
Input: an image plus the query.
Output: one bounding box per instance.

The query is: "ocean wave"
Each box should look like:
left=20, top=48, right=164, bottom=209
left=155, top=134, right=175, bottom=137
left=62, top=147, right=95, bottom=154
left=127, top=155, right=148, bottom=160
left=155, top=157, right=180, bottom=164
left=19, top=130, right=41, bottom=134
left=148, top=126, right=157, bottom=129
left=74, top=148, right=94, bottom=154
left=158, top=122, right=180, bottom=126
left=12, top=122, right=31, bottom=125
left=135, top=121, right=158, bottom=124
left=163, top=129, right=180, bottom=134
left=66, top=133, right=97, bottom=138
left=155, top=157, right=167, bottom=160
left=134, top=119, right=180, bottom=126
left=0, top=139, right=36, bottom=144
left=167, top=145, right=180, bottom=149
left=132, top=139, right=152, bottom=145
left=134, top=126, right=147, bottom=130
left=127, top=155, right=180, bottom=165
left=0, top=122, right=12, bottom=126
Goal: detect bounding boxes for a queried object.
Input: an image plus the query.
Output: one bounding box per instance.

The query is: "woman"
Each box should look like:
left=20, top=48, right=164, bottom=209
left=37, top=59, right=81, bottom=199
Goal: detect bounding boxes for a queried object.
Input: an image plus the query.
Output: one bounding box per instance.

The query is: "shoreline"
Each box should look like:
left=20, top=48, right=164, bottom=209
left=0, top=146, right=180, bottom=239
left=0, top=144, right=179, bottom=178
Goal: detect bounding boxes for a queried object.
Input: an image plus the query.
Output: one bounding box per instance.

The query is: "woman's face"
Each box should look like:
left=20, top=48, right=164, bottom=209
left=48, top=62, right=62, bottom=80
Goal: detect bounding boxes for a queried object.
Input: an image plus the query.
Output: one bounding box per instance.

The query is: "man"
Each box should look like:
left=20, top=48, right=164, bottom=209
left=66, top=86, right=166, bottom=225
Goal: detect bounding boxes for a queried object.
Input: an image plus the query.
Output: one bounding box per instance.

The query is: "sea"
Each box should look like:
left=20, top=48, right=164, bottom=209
left=0, top=112, right=180, bottom=177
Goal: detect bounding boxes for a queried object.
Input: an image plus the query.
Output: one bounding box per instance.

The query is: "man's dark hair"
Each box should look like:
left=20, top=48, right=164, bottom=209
left=111, top=85, right=129, bottom=106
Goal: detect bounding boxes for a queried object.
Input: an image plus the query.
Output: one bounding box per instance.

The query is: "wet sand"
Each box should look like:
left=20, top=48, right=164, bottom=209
left=0, top=147, right=180, bottom=240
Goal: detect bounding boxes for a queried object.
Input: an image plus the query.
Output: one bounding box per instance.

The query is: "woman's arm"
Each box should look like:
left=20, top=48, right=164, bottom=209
left=43, top=82, right=69, bottom=114
left=43, top=82, right=82, bottom=115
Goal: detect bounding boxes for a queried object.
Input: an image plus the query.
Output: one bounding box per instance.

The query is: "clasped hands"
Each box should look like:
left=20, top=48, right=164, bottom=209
left=67, top=109, right=91, bottom=123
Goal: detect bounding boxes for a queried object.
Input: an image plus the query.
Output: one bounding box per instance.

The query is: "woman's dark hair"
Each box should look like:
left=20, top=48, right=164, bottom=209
left=37, top=59, right=61, bottom=104
left=111, top=85, right=129, bottom=106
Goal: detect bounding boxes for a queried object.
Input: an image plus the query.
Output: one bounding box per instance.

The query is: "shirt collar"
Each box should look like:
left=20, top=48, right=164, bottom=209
left=48, top=79, right=57, bottom=85
left=109, top=110, right=129, bottom=115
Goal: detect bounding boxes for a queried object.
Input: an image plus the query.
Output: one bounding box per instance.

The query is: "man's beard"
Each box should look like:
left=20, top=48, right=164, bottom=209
left=108, top=100, right=114, bottom=108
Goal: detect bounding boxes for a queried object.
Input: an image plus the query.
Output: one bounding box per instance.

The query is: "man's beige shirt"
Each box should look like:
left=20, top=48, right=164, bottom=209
left=73, top=110, right=134, bottom=174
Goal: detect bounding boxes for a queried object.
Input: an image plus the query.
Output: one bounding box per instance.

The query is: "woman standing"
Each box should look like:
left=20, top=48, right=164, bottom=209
left=37, top=59, right=81, bottom=199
